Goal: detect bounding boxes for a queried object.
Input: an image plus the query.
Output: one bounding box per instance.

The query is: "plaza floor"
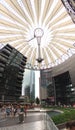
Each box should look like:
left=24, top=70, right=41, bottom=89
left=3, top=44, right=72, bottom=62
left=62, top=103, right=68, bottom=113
left=0, top=108, right=66, bottom=130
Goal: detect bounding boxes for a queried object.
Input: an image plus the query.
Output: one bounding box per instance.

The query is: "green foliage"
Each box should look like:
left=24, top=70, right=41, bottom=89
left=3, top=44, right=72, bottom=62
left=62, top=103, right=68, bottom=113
left=51, top=109, right=75, bottom=125
left=35, top=97, right=40, bottom=105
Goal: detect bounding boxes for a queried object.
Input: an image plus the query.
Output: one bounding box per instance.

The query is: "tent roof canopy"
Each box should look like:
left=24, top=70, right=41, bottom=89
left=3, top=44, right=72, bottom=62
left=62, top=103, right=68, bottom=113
left=0, top=0, right=75, bottom=70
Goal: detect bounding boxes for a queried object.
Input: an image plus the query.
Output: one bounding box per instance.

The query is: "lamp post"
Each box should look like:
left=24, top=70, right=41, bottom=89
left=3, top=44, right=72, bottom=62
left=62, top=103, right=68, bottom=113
left=34, top=28, right=44, bottom=63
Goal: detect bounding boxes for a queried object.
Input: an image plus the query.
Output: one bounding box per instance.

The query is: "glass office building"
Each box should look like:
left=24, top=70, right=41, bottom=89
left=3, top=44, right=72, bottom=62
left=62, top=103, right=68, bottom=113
left=22, top=69, right=35, bottom=101
left=0, top=44, right=27, bottom=102
left=40, top=67, right=75, bottom=105
left=40, top=68, right=52, bottom=99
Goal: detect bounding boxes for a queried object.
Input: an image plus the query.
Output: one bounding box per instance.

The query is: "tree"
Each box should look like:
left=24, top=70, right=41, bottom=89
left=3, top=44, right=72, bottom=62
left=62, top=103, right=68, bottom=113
left=35, top=97, right=40, bottom=105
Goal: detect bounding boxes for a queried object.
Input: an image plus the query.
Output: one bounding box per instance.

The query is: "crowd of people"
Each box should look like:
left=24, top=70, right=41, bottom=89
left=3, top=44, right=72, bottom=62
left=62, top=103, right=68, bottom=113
left=0, top=104, right=28, bottom=119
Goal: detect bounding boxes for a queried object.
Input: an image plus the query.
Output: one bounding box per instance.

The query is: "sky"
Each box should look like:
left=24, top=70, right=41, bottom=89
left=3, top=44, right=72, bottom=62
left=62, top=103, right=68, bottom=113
left=35, top=70, right=40, bottom=98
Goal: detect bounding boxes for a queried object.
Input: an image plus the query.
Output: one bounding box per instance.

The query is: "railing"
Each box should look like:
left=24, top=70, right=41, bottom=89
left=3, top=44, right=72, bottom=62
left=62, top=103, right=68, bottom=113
left=42, top=111, right=59, bottom=130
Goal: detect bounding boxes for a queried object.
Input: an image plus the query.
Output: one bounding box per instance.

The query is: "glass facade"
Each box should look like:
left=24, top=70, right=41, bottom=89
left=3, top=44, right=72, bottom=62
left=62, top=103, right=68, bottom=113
left=40, top=68, right=53, bottom=101
left=40, top=69, right=75, bottom=105
left=53, top=71, right=75, bottom=105
left=0, top=44, right=27, bottom=102
left=22, top=69, right=35, bottom=101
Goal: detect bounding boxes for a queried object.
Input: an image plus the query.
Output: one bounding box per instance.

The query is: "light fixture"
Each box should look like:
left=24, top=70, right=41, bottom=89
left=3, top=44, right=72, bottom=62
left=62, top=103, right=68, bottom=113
left=34, top=28, right=44, bottom=63
left=27, top=28, right=44, bottom=63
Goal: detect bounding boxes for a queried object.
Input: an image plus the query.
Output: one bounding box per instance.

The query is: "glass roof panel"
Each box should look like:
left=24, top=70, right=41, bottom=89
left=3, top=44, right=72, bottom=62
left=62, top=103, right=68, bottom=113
left=0, top=0, right=75, bottom=70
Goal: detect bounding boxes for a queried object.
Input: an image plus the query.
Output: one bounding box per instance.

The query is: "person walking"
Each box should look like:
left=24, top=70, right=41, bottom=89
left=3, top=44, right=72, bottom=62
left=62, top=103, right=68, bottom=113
left=24, top=105, right=27, bottom=117
left=19, top=106, right=24, bottom=123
